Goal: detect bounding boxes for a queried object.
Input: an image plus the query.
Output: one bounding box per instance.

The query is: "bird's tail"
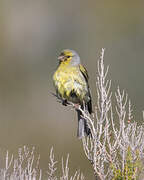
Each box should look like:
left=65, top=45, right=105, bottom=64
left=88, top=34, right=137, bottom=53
left=77, top=109, right=91, bottom=139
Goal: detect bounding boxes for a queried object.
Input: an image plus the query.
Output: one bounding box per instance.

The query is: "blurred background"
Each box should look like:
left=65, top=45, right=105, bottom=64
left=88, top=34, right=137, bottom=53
left=0, top=0, right=144, bottom=179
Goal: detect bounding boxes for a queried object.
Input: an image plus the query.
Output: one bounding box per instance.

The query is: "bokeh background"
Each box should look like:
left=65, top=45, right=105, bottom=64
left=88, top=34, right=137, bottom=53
left=0, top=0, right=144, bottom=179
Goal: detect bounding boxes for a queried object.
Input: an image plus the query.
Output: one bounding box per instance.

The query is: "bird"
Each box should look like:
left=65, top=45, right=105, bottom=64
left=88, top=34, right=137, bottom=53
left=53, top=49, right=92, bottom=138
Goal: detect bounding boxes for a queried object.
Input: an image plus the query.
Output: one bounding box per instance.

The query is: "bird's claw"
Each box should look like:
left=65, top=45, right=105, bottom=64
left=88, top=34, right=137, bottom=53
left=74, top=103, right=80, bottom=110
left=62, top=99, right=68, bottom=106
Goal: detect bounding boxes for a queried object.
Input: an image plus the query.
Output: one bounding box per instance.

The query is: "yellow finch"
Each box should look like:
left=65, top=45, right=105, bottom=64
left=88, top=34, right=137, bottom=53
left=53, top=49, right=92, bottom=138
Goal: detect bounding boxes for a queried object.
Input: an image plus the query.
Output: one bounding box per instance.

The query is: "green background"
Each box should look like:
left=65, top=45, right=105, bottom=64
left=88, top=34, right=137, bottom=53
left=0, top=0, right=144, bottom=179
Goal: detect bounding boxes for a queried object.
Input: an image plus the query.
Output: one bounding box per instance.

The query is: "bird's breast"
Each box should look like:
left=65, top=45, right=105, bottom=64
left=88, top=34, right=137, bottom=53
left=53, top=66, right=88, bottom=103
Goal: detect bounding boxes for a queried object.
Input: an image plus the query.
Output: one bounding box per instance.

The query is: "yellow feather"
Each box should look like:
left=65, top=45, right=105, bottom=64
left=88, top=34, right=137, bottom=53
left=53, top=62, right=88, bottom=103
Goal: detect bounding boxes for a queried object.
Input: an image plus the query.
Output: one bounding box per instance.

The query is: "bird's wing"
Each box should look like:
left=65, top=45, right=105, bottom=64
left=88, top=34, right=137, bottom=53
left=79, top=64, right=89, bottom=82
left=79, top=64, right=92, bottom=114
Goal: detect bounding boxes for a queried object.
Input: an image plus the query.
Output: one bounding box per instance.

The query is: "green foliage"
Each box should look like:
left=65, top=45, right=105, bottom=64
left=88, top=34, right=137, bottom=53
left=112, top=147, right=143, bottom=180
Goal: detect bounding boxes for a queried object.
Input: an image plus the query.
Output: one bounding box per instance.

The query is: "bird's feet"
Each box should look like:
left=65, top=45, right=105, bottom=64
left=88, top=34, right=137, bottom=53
left=62, top=99, right=68, bottom=106
left=74, top=103, right=80, bottom=110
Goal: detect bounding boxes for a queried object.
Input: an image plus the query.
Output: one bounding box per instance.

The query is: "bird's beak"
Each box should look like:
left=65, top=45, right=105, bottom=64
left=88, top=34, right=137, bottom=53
left=58, top=55, right=65, bottom=61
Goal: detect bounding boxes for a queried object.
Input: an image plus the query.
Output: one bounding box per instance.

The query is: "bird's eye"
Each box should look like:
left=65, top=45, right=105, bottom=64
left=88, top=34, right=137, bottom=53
left=67, top=56, right=70, bottom=58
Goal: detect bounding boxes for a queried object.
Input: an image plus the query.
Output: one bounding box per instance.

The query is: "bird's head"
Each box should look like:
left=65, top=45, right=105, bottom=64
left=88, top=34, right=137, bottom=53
left=58, top=49, right=80, bottom=66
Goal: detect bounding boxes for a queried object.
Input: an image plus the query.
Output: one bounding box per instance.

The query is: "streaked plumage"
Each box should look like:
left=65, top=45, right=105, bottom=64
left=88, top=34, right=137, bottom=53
left=53, top=49, right=92, bottom=138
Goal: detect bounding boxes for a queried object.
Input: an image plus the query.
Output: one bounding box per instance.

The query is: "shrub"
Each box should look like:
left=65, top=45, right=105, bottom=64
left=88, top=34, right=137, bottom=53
left=0, top=49, right=144, bottom=179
